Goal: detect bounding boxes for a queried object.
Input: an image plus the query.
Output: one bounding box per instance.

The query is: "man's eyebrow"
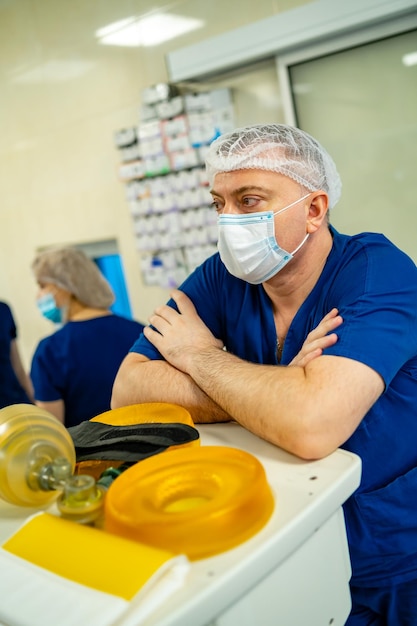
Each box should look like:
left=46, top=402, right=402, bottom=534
left=210, top=185, right=270, bottom=196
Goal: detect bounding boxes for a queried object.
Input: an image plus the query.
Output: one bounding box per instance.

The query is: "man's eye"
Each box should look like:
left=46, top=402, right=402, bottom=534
left=211, top=200, right=222, bottom=212
left=242, top=197, right=258, bottom=207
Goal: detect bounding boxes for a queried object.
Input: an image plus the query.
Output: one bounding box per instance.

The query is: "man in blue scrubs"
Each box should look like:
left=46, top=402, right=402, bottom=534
left=112, top=124, right=417, bottom=625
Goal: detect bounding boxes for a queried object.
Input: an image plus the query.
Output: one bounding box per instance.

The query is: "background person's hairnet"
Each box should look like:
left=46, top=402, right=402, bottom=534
left=205, top=124, right=342, bottom=209
left=32, top=247, right=115, bottom=308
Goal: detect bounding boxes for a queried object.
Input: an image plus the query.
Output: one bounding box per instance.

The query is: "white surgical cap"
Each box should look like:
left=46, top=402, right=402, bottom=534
left=205, top=124, right=342, bottom=209
left=32, top=247, right=115, bottom=308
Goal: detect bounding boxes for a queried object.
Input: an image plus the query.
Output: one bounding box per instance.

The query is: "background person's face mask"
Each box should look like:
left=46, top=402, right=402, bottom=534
left=36, top=292, right=64, bottom=324
left=217, top=193, right=311, bottom=284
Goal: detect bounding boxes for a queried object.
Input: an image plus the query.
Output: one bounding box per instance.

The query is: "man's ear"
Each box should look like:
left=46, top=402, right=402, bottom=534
left=306, top=191, right=329, bottom=232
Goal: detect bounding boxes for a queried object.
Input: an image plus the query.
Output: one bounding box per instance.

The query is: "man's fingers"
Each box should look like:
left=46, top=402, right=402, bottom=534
left=298, top=348, right=323, bottom=366
left=145, top=292, right=196, bottom=330
left=307, top=312, right=342, bottom=341
left=170, top=289, right=197, bottom=316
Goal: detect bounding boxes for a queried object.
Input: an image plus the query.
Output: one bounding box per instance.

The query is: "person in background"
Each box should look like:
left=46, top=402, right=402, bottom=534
left=0, top=301, right=34, bottom=408
left=112, top=123, right=417, bottom=625
left=30, top=247, right=144, bottom=427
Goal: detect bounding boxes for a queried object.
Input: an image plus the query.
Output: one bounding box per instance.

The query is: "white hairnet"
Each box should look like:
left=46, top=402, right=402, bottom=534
left=205, top=124, right=342, bottom=209
left=32, top=247, right=115, bottom=308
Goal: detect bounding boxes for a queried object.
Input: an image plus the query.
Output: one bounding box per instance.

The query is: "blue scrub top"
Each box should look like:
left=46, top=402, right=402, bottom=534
left=31, top=314, right=144, bottom=427
left=0, top=301, right=32, bottom=408
left=131, top=227, right=417, bottom=587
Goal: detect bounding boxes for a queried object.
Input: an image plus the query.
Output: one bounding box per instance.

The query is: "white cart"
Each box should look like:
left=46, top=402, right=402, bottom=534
left=0, top=422, right=361, bottom=626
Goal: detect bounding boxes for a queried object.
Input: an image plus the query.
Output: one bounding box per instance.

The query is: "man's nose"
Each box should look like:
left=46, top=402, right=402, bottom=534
left=219, top=202, right=239, bottom=215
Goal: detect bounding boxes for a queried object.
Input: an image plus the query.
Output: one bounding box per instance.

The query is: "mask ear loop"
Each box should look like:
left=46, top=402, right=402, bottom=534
left=273, top=192, right=312, bottom=256
left=272, top=192, right=312, bottom=217
left=290, top=233, right=309, bottom=256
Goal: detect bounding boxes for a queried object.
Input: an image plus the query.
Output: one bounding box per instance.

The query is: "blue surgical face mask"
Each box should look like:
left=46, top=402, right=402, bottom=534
left=217, top=193, right=311, bottom=284
left=36, top=292, right=64, bottom=324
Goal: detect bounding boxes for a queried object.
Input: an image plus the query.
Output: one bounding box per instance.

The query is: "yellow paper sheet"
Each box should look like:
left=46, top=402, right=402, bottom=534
left=3, top=512, right=183, bottom=601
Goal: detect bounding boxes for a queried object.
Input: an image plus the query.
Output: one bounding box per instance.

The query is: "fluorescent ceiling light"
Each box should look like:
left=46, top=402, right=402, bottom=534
left=402, top=51, right=417, bottom=67
left=96, top=13, right=204, bottom=47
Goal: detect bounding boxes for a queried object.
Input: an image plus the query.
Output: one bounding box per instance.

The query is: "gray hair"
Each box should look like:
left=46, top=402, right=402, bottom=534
left=32, top=247, right=115, bottom=308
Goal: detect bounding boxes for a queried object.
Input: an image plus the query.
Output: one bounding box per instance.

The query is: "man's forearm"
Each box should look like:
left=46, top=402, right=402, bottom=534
left=183, top=345, right=382, bottom=460
left=111, top=356, right=231, bottom=423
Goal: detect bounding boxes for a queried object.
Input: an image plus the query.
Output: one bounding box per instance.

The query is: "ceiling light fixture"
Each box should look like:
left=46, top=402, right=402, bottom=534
left=96, top=13, right=204, bottom=47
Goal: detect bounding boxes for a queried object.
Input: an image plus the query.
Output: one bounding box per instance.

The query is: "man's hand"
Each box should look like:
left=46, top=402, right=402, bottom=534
left=289, top=308, right=342, bottom=367
left=145, top=291, right=342, bottom=373
left=144, top=290, right=223, bottom=373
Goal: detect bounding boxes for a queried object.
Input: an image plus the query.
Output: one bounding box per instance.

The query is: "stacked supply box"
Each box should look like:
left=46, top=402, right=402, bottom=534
left=115, top=84, right=235, bottom=288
